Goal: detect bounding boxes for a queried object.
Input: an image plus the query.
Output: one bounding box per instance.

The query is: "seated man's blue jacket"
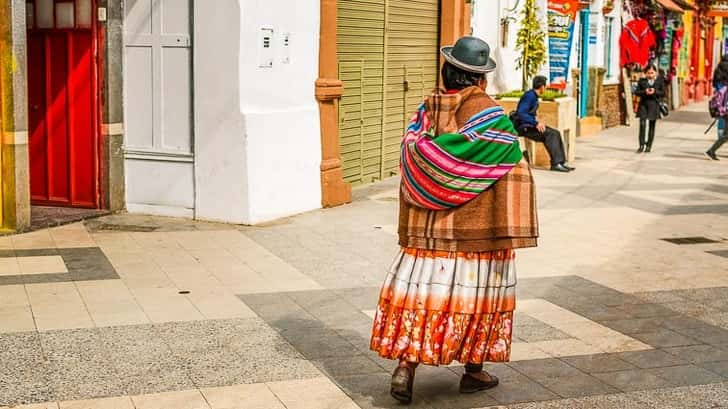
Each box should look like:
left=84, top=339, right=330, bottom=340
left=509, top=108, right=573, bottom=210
left=515, top=89, right=539, bottom=130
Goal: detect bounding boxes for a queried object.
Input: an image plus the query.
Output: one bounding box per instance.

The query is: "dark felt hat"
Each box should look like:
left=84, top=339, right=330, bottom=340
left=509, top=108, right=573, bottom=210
left=440, top=36, right=497, bottom=74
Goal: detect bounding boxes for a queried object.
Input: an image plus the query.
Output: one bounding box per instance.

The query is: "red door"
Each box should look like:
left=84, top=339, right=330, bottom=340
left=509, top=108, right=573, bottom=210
left=27, top=0, right=99, bottom=208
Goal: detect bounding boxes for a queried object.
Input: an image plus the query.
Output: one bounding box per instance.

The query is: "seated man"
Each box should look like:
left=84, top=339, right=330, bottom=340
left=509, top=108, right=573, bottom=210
left=514, top=76, right=574, bottom=172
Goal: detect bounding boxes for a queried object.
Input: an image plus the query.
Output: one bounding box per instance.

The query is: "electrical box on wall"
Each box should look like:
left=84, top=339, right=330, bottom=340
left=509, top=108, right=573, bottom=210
left=281, top=32, right=291, bottom=64
left=258, top=27, right=274, bottom=68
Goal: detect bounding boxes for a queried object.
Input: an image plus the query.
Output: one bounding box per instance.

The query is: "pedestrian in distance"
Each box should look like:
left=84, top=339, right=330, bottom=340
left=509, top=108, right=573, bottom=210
left=370, top=36, right=538, bottom=404
left=634, top=64, right=666, bottom=153
left=706, top=55, right=728, bottom=160
left=513, top=76, right=575, bottom=172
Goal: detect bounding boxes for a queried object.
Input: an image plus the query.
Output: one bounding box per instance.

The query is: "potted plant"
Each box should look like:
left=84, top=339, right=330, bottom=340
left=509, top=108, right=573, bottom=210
left=515, top=0, right=547, bottom=91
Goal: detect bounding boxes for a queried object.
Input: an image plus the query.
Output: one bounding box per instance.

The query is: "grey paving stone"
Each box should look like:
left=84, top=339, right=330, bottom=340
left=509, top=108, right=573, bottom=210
left=485, top=371, right=560, bottom=405
left=671, top=324, right=728, bottom=346
left=508, top=358, right=583, bottom=381
left=583, top=292, right=646, bottom=308
left=601, top=318, right=664, bottom=334
left=58, top=247, right=119, bottom=281
left=0, top=247, right=119, bottom=286
left=631, top=329, right=703, bottom=348
left=538, top=374, right=619, bottom=398
left=238, top=293, right=320, bottom=329
left=631, top=382, right=728, bottom=408
left=646, top=364, right=724, bottom=387
left=569, top=305, right=634, bottom=322
left=118, top=366, right=195, bottom=396
left=334, top=287, right=381, bottom=311
left=0, top=332, right=54, bottom=406
left=508, top=393, right=662, bottom=409
left=700, top=361, right=728, bottom=378
left=280, top=327, right=360, bottom=359
left=0, top=377, right=55, bottom=408
left=664, top=345, right=728, bottom=364
left=313, top=354, right=387, bottom=378
left=514, top=324, right=572, bottom=343
left=634, top=291, right=687, bottom=305
left=337, top=372, right=438, bottom=409
left=411, top=365, right=501, bottom=409
left=660, top=316, right=713, bottom=331
left=513, top=313, right=548, bottom=328
left=592, top=369, right=674, bottom=392
left=560, top=354, right=636, bottom=373
left=615, top=349, right=688, bottom=369
left=616, top=303, right=677, bottom=319
left=99, top=325, right=176, bottom=374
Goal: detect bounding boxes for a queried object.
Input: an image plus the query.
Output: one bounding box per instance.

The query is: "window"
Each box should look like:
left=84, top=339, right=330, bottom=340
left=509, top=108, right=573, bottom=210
left=605, top=17, right=615, bottom=78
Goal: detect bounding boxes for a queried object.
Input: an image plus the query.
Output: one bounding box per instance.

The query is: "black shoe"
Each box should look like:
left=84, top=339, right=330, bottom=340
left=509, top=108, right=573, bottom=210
left=459, top=372, right=500, bottom=393
left=645, top=145, right=652, bottom=153
left=706, top=150, right=719, bottom=161
left=391, top=366, right=414, bottom=403
left=636, top=145, right=645, bottom=153
left=550, top=163, right=571, bottom=172
left=562, top=163, right=576, bottom=171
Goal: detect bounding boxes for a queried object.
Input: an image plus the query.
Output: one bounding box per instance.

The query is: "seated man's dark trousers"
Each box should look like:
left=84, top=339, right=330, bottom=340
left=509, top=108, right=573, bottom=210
left=520, top=126, right=566, bottom=167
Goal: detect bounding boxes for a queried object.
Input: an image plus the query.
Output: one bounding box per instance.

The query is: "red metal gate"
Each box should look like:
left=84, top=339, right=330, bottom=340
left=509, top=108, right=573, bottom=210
left=26, top=0, right=99, bottom=208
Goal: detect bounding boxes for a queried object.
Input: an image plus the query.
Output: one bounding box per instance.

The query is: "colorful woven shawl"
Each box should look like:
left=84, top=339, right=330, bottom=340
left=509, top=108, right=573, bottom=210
left=401, top=102, right=523, bottom=210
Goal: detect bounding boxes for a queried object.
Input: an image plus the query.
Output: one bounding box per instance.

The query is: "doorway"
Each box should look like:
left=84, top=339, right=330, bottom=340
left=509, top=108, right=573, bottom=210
left=26, top=0, right=100, bottom=208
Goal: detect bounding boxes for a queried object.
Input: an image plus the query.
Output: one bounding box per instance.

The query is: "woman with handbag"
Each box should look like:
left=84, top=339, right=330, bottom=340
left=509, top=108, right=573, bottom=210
left=634, top=64, right=666, bottom=153
left=369, top=36, right=538, bottom=404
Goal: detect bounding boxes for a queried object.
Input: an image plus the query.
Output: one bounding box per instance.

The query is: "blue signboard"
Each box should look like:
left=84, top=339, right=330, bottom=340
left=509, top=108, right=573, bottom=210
left=547, top=1, right=578, bottom=89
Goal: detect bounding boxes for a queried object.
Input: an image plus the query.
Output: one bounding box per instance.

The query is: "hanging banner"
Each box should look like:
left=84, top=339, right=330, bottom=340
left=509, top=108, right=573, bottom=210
left=659, top=20, right=675, bottom=75
left=708, top=0, right=728, bottom=17
left=547, top=0, right=580, bottom=89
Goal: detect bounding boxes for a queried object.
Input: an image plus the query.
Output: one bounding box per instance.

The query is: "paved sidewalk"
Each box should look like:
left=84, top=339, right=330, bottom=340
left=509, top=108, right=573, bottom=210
left=1, top=104, right=728, bottom=408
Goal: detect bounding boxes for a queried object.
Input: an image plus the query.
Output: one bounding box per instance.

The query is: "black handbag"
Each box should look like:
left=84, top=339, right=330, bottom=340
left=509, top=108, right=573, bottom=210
left=659, top=101, right=669, bottom=117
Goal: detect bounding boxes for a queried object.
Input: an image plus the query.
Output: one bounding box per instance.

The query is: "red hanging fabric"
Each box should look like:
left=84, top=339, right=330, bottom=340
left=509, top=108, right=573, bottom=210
left=620, top=18, right=657, bottom=68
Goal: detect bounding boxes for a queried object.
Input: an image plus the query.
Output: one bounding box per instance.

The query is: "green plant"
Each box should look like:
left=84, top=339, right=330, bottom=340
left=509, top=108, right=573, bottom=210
left=496, top=89, right=566, bottom=101
left=515, top=0, right=547, bottom=91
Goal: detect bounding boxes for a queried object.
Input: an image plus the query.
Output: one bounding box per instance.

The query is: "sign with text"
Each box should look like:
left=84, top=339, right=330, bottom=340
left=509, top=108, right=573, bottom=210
left=547, top=0, right=580, bottom=89
left=708, top=0, right=728, bottom=17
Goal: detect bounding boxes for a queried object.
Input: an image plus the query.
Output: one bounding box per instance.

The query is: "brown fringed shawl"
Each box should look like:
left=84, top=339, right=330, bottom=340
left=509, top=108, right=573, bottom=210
left=398, top=87, right=539, bottom=252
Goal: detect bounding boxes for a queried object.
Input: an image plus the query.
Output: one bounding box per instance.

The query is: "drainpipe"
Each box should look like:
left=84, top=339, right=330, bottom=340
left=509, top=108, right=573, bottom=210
left=579, top=7, right=590, bottom=118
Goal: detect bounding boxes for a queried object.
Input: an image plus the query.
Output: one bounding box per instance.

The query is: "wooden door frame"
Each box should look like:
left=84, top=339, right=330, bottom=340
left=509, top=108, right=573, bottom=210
left=26, top=0, right=102, bottom=209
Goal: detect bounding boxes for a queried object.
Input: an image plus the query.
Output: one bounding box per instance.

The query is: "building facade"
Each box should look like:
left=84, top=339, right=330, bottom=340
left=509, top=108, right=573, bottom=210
left=0, top=0, right=472, bottom=232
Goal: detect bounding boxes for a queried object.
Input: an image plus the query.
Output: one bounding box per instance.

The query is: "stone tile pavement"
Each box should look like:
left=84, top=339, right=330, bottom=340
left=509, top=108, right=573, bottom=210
left=2, top=105, right=728, bottom=408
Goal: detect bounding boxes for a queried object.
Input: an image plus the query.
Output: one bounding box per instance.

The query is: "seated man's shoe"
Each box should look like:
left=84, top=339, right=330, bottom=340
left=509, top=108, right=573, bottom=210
left=550, top=163, right=571, bottom=172
left=562, top=163, right=576, bottom=171
left=636, top=145, right=645, bottom=153
left=706, top=150, right=719, bottom=161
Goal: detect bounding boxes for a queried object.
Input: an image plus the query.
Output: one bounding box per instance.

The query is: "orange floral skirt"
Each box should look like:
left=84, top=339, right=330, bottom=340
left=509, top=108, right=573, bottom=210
left=370, top=248, right=516, bottom=366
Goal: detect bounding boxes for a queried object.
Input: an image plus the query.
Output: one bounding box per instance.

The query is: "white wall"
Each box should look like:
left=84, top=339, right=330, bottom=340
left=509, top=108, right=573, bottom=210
left=194, top=0, right=322, bottom=225
left=472, top=0, right=550, bottom=93
left=237, top=0, right=322, bottom=224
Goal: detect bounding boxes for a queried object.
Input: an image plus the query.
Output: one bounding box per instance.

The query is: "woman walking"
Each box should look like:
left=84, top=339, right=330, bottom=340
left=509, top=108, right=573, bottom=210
left=707, top=55, right=728, bottom=160
left=369, top=36, right=538, bottom=404
left=635, top=64, right=666, bottom=153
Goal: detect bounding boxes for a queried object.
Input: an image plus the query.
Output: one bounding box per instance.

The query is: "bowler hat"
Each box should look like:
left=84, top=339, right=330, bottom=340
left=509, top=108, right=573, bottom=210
left=440, top=36, right=497, bottom=74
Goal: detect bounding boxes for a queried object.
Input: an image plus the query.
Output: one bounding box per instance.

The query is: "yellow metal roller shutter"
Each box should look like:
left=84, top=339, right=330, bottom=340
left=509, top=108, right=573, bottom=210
left=381, top=0, right=440, bottom=177
left=337, top=0, right=385, bottom=185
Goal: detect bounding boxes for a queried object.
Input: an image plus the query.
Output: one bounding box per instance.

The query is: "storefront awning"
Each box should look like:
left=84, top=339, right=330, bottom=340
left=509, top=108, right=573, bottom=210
left=656, top=0, right=685, bottom=12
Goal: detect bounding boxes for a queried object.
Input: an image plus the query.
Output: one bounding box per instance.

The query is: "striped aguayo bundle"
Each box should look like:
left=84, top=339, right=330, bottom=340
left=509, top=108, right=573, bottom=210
left=400, top=103, right=523, bottom=210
